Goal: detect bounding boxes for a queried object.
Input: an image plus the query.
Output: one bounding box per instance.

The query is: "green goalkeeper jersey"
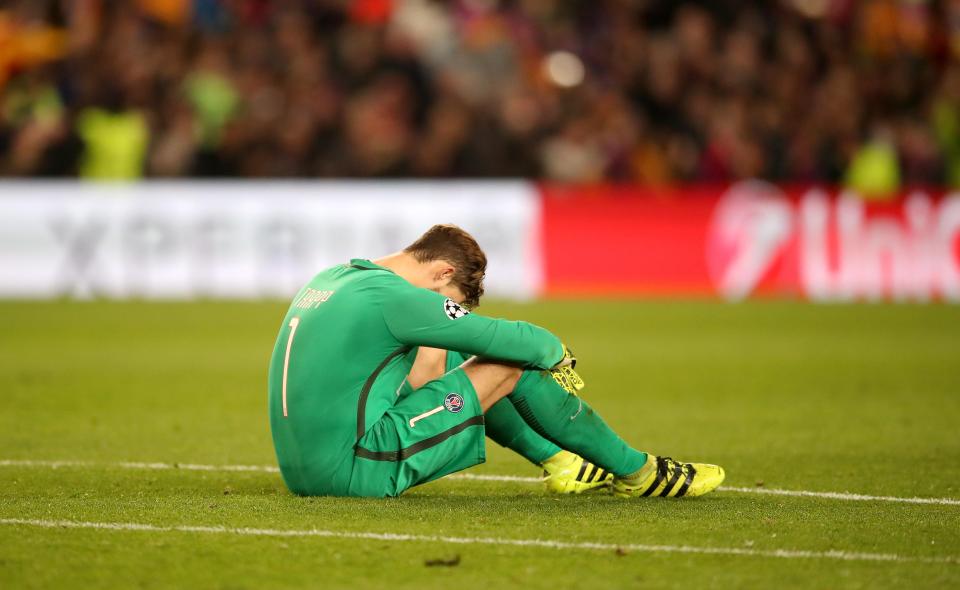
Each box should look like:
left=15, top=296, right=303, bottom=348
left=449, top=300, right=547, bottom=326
left=268, top=258, right=563, bottom=494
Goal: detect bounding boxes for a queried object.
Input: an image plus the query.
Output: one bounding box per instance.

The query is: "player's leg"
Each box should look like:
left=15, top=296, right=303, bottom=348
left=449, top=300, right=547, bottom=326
left=358, top=351, right=722, bottom=498
left=416, top=348, right=612, bottom=493
left=485, top=399, right=559, bottom=462
left=459, top=358, right=725, bottom=498
left=442, top=350, right=612, bottom=493
left=441, top=350, right=560, bottom=464
left=350, top=363, right=487, bottom=497
left=458, top=357, right=648, bottom=479
left=411, top=348, right=563, bottom=466
left=349, top=355, right=594, bottom=498
left=349, top=351, right=551, bottom=496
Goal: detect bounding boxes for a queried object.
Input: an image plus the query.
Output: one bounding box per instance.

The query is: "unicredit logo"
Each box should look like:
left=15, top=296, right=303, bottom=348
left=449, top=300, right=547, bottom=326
left=707, top=181, right=960, bottom=302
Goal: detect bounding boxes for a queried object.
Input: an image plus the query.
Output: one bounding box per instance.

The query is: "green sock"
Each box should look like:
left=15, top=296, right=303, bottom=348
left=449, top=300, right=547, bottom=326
left=508, top=369, right=648, bottom=476
left=484, top=397, right=562, bottom=465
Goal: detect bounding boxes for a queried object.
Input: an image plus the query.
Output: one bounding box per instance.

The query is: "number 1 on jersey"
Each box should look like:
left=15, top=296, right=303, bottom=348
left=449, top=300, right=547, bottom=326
left=282, top=317, right=300, bottom=417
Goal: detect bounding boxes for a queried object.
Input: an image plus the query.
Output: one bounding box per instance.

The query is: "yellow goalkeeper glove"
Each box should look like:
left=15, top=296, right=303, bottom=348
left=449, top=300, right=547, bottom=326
left=549, top=344, right=585, bottom=394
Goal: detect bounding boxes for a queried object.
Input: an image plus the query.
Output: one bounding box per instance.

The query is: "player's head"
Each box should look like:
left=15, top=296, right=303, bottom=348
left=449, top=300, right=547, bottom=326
left=404, top=224, right=486, bottom=308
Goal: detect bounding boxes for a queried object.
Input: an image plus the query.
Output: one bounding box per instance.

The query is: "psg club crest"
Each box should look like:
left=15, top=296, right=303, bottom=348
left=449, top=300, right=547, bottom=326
left=443, top=298, right=470, bottom=320
left=444, top=393, right=464, bottom=413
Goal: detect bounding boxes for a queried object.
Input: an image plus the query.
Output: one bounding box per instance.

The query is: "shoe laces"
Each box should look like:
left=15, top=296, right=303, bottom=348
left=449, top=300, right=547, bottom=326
left=656, top=456, right=689, bottom=479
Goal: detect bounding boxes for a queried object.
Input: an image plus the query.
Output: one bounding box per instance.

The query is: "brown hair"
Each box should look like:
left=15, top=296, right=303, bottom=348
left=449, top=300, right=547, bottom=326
left=404, top=224, right=487, bottom=308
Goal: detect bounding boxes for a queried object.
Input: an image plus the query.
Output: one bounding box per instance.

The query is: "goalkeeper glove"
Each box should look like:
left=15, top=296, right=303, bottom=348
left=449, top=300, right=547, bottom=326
left=552, top=344, right=577, bottom=369
left=549, top=344, right=585, bottom=395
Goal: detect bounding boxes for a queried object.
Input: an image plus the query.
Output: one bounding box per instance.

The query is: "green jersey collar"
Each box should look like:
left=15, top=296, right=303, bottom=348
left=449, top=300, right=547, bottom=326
left=349, top=258, right=393, bottom=273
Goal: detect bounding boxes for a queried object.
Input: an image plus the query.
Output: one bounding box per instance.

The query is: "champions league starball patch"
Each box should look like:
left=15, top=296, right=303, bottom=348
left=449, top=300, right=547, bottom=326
left=443, top=393, right=464, bottom=413
left=443, top=298, right=470, bottom=320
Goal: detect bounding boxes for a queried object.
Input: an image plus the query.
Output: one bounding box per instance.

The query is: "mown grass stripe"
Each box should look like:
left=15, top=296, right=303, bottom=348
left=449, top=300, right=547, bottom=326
left=1, top=517, right=956, bottom=565
left=3, top=459, right=959, bottom=506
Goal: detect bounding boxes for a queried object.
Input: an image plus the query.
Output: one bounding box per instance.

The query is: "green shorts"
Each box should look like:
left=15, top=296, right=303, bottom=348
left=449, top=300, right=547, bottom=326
left=348, top=366, right=486, bottom=497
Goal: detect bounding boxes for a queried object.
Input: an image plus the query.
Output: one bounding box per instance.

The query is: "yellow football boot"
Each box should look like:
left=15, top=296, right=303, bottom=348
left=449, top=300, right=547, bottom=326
left=612, top=455, right=725, bottom=498
left=541, top=450, right=613, bottom=494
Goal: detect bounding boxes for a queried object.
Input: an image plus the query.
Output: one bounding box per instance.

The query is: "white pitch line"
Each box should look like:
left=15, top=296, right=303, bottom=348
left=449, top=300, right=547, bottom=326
left=0, top=517, right=955, bottom=565
left=720, top=486, right=960, bottom=506
left=3, top=459, right=959, bottom=506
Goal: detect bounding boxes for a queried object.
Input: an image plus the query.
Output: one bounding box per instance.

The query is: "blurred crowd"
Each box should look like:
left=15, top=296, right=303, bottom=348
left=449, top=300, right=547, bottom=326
left=2, top=0, right=960, bottom=195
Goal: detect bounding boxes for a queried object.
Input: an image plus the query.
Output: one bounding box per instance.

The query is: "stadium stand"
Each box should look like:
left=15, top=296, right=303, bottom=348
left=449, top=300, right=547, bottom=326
left=1, top=0, right=958, bottom=195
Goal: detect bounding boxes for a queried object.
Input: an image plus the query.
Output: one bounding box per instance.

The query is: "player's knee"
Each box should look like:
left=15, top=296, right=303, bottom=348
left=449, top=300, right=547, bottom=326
left=461, top=358, right=521, bottom=404
left=503, top=364, right=523, bottom=384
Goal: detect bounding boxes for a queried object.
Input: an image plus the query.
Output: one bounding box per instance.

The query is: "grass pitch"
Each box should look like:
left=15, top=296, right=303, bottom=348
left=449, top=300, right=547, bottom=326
left=1, top=300, right=958, bottom=589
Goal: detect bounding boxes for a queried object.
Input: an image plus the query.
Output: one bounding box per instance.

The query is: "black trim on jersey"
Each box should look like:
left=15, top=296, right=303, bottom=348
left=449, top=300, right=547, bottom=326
left=355, top=415, right=485, bottom=462
left=355, top=346, right=412, bottom=442
left=349, top=262, right=394, bottom=274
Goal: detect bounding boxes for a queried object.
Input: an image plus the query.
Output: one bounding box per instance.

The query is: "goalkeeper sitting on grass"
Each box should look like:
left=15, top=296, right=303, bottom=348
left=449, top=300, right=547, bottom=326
left=268, top=224, right=725, bottom=498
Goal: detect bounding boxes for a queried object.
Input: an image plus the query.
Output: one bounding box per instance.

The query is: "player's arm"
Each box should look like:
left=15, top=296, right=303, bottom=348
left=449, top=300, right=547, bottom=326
left=382, top=287, right=563, bottom=370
